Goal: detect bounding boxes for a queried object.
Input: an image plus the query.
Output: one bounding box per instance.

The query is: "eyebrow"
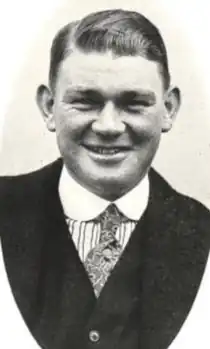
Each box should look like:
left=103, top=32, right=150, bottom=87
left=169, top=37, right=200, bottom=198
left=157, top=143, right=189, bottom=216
left=62, top=88, right=104, bottom=103
left=120, top=90, right=156, bottom=103
left=63, top=87, right=156, bottom=103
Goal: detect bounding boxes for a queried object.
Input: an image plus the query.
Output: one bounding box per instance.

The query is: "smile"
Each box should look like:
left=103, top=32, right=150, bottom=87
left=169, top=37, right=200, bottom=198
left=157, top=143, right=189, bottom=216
left=82, top=144, right=132, bottom=162
left=83, top=144, right=131, bottom=155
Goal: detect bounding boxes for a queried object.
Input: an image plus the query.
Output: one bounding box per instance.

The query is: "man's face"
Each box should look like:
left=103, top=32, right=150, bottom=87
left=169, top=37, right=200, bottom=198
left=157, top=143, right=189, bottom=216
left=41, top=50, right=177, bottom=200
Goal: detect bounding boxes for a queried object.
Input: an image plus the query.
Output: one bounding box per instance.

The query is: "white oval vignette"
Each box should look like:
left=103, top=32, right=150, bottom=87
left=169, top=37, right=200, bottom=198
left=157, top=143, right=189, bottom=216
left=0, top=1, right=209, bottom=349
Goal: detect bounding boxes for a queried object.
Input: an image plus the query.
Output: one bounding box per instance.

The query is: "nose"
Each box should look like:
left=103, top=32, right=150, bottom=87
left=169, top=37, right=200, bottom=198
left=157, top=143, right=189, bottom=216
left=92, top=102, right=125, bottom=136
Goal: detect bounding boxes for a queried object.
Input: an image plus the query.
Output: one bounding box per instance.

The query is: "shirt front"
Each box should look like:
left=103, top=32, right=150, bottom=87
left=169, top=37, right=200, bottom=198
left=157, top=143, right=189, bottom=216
left=59, top=165, right=149, bottom=261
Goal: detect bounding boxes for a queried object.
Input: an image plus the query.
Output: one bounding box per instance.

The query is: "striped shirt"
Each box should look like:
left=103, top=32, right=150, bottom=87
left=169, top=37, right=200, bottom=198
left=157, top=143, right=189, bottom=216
left=66, top=217, right=137, bottom=262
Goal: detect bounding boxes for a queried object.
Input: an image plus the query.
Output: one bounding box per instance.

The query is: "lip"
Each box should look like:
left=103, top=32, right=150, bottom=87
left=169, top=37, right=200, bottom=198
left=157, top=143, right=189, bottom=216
left=82, top=144, right=132, bottom=162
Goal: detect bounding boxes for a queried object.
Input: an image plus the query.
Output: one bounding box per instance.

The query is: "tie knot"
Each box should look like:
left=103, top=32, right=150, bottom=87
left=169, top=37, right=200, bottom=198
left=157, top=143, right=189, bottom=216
left=100, top=203, right=129, bottom=233
left=104, top=203, right=119, bottom=216
left=101, top=203, right=123, bottom=223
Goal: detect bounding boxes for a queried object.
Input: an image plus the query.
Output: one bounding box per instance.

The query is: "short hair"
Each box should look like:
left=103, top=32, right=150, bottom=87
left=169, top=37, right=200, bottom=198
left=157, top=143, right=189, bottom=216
left=49, top=9, right=170, bottom=90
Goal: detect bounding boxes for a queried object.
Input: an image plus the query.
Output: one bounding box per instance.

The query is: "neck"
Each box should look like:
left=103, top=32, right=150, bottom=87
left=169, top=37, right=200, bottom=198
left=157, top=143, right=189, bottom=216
left=63, top=163, right=149, bottom=202
left=78, top=178, right=145, bottom=202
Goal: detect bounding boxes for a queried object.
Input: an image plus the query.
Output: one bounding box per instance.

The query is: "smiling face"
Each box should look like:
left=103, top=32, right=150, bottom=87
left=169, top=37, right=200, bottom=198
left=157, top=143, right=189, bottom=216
left=37, top=50, right=180, bottom=200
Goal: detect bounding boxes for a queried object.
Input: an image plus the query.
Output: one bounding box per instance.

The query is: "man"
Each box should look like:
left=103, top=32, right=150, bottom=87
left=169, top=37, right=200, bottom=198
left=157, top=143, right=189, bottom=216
left=0, top=8, right=209, bottom=349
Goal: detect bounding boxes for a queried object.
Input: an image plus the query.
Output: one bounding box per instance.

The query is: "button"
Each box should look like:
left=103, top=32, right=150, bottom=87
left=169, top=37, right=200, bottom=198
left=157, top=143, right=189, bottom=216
left=89, top=330, right=100, bottom=343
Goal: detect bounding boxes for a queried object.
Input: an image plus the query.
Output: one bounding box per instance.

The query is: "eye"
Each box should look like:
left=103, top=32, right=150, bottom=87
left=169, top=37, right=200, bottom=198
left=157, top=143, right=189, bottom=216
left=125, top=100, right=152, bottom=113
left=71, top=98, right=102, bottom=111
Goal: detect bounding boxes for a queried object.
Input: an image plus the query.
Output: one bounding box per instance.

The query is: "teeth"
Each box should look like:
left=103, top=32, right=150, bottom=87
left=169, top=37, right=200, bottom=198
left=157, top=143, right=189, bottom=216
left=87, top=146, right=122, bottom=154
left=84, top=144, right=130, bottom=155
left=93, top=147, right=120, bottom=154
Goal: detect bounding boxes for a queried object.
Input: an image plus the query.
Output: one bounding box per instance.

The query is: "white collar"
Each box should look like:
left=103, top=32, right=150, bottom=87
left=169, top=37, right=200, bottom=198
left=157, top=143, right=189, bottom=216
left=59, top=165, right=149, bottom=221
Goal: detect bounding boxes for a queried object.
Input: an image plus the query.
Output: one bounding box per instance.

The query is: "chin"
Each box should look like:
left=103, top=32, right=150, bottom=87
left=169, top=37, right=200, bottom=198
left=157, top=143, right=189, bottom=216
left=89, top=175, right=135, bottom=200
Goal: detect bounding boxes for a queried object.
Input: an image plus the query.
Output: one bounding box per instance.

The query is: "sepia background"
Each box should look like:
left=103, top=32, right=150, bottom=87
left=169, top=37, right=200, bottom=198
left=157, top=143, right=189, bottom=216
left=0, top=0, right=210, bottom=212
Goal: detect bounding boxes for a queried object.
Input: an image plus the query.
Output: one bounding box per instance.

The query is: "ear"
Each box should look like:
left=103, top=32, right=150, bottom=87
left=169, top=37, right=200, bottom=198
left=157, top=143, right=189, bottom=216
left=162, top=86, right=181, bottom=133
left=36, top=84, right=55, bottom=132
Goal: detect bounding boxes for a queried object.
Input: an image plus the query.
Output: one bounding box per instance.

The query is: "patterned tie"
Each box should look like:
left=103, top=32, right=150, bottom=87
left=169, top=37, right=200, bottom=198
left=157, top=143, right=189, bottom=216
left=85, top=203, right=127, bottom=297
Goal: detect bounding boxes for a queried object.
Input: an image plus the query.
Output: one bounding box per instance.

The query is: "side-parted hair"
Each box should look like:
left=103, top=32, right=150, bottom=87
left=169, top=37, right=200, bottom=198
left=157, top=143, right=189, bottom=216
left=49, top=9, right=170, bottom=90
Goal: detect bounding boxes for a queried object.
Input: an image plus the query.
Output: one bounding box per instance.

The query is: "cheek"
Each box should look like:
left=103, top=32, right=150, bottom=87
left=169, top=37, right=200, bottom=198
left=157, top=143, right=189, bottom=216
left=53, top=106, right=90, bottom=141
left=127, top=111, right=163, bottom=142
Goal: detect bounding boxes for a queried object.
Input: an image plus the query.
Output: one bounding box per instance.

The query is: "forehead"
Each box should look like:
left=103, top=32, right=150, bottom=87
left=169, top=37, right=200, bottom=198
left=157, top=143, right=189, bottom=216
left=56, top=50, right=164, bottom=94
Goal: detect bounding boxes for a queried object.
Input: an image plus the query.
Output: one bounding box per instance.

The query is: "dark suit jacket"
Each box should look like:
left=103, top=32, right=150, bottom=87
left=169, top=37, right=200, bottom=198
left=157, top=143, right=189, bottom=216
left=0, top=158, right=209, bottom=349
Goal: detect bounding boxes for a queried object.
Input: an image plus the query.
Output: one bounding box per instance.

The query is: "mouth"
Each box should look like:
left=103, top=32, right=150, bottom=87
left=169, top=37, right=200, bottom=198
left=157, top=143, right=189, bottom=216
left=82, top=144, right=132, bottom=155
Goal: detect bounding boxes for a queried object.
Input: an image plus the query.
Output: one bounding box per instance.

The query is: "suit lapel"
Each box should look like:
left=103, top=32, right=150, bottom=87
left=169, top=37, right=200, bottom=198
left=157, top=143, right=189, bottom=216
left=136, top=169, right=209, bottom=349
left=1, top=159, right=96, bottom=349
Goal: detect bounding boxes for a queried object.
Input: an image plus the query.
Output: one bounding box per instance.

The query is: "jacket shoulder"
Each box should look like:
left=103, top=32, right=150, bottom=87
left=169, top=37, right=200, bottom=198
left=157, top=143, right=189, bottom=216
left=150, top=167, right=210, bottom=245
left=0, top=159, right=63, bottom=232
left=150, top=167, right=210, bottom=213
left=0, top=158, right=62, bottom=192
